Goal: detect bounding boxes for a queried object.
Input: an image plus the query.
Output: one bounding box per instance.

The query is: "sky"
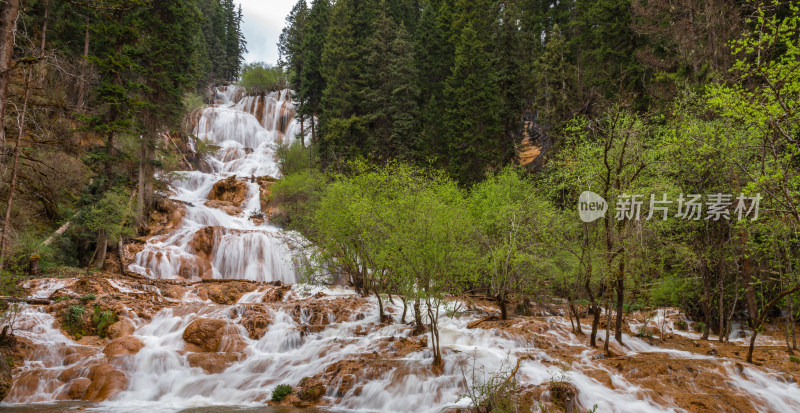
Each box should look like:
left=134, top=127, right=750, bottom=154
left=236, top=0, right=295, bottom=65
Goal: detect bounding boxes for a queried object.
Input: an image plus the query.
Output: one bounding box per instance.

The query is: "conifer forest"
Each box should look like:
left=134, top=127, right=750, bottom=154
left=0, top=0, right=799, bottom=412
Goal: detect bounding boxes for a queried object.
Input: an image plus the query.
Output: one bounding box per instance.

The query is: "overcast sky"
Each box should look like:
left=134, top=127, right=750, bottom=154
left=236, top=0, right=296, bottom=65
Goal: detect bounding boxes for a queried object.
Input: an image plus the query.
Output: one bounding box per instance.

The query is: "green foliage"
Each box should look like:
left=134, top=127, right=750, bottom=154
left=790, top=356, right=800, bottom=364
left=271, top=384, right=293, bottom=402
left=78, top=187, right=134, bottom=244
left=276, top=140, right=314, bottom=177
left=80, top=294, right=97, bottom=302
left=92, top=306, right=118, bottom=338
left=63, top=306, right=86, bottom=338
left=239, top=62, right=288, bottom=95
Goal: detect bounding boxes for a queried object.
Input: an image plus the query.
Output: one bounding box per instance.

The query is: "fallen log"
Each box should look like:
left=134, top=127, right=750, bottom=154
left=1, top=296, right=50, bottom=305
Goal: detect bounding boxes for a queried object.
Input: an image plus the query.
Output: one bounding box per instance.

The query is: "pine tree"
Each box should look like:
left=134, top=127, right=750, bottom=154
left=442, top=21, right=504, bottom=183
left=279, top=0, right=309, bottom=136
left=298, top=0, right=331, bottom=144
left=318, top=0, right=378, bottom=162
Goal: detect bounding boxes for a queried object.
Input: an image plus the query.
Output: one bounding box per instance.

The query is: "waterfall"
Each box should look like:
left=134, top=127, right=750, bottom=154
left=129, top=85, right=301, bottom=283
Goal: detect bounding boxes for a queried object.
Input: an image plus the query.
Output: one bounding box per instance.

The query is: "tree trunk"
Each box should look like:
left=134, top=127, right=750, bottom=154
left=603, top=294, right=612, bottom=355
left=374, top=287, right=386, bottom=323
left=701, top=264, right=711, bottom=340
left=614, top=258, right=624, bottom=344
left=497, top=293, right=507, bottom=320
left=77, top=17, right=89, bottom=111
left=413, top=299, right=424, bottom=335
left=0, top=0, right=21, bottom=144
left=40, top=3, right=48, bottom=51
left=0, top=68, right=30, bottom=267
left=93, top=230, right=107, bottom=270
left=719, top=260, right=725, bottom=342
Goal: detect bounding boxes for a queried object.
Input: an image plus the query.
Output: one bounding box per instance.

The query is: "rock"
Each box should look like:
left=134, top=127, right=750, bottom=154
left=107, top=319, right=135, bottom=339
left=297, top=377, right=326, bottom=401
left=183, top=318, right=227, bottom=352
left=207, top=176, right=247, bottom=206
left=204, top=200, right=243, bottom=216
left=186, top=352, right=242, bottom=374
left=178, top=255, right=214, bottom=280
left=83, top=363, right=128, bottom=402
left=145, top=198, right=186, bottom=237
left=189, top=227, right=223, bottom=262
left=103, top=336, right=144, bottom=359
left=65, top=378, right=92, bottom=400
left=0, top=356, right=10, bottom=402
left=240, top=309, right=270, bottom=340
left=202, top=282, right=258, bottom=305
left=549, top=381, right=579, bottom=412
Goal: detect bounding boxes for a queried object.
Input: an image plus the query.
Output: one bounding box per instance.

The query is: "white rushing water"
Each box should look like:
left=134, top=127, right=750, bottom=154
left=5, top=86, right=800, bottom=412
left=129, top=86, right=302, bottom=283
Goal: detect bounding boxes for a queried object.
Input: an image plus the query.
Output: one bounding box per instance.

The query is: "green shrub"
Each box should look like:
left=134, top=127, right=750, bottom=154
left=270, top=171, right=325, bottom=229
left=693, top=321, right=706, bottom=334
left=790, top=356, right=800, bottom=363
left=92, top=306, right=117, bottom=338
left=63, top=305, right=86, bottom=338
left=271, top=384, right=293, bottom=402
left=80, top=293, right=97, bottom=302
left=674, top=319, right=688, bottom=330
left=276, top=140, right=313, bottom=177
left=240, top=62, right=287, bottom=95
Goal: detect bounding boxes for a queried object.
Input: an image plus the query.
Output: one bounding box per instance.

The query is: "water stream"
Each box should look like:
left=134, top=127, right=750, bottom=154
left=3, top=88, right=800, bottom=412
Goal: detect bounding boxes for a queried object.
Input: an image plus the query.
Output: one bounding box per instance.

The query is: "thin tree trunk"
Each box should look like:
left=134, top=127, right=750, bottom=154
left=0, top=68, right=30, bottom=267
left=93, top=229, right=107, bottom=270
left=0, top=0, right=21, bottom=144
left=77, top=16, right=89, bottom=111
left=615, top=258, right=624, bottom=344
left=719, top=259, right=726, bottom=342
left=701, top=264, right=711, bottom=340
left=40, top=1, right=48, bottom=52
left=497, top=293, right=507, bottom=320
left=603, top=292, right=612, bottom=355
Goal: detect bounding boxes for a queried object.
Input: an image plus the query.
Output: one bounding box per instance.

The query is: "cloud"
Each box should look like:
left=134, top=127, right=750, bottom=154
left=236, top=0, right=295, bottom=64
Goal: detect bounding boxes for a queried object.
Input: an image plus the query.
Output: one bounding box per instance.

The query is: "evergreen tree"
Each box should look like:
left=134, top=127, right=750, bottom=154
left=298, top=0, right=331, bottom=144
left=363, top=5, right=420, bottom=160
left=318, top=0, right=378, bottom=162
left=442, top=21, right=504, bottom=183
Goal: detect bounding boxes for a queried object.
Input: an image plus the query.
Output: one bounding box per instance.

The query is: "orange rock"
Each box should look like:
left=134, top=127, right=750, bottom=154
left=107, top=319, right=135, bottom=339
left=186, top=352, right=243, bottom=374
left=83, top=363, right=128, bottom=402
left=183, top=318, right=227, bottom=352
left=65, top=378, right=92, bottom=400
left=204, top=200, right=243, bottom=216
left=207, top=176, right=247, bottom=206
left=103, top=336, right=144, bottom=359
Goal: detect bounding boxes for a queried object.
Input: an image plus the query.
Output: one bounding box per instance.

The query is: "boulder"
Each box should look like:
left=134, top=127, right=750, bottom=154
left=186, top=352, right=242, bottom=374
left=183, top=318, right=226, bottom=352
left=297, top=377, right=326, bottom=401
left=207, top=176, right=247, bottom=206
left=204, top=200, right=243, bottom=216
left=201, top=282, right=258, bottom=305
left=83, top=363, right=128, bottom=401
left=103, top=336, right=144, bottom=359
left=65, top=378, right=92, bottom=400
left=107, top=319, right=135, bottom=339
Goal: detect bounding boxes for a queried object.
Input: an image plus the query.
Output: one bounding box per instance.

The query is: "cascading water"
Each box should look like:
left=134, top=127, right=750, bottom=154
left=4, top=86, right=800, bottom=412
left=129, top=86, right=301, bottom=283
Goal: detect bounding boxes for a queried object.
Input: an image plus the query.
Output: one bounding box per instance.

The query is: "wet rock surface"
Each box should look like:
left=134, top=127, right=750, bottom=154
left=207, top=175, right=247, bottom=206
left=5, top=275, right=800, bottom=412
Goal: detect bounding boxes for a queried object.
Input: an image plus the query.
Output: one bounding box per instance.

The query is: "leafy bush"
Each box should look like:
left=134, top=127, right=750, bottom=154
left=693, top=321, right=706, bottom=334
left=276, top=140, right=313, bottom=177
left=674, top=319, right=688, bottom=330
left=80, top=294, right=97, bottom=302
left=63, top=305, right=86, bottom=338
left=270, top=171, right=325, bottom=229
left=271, top=384, right=293, bottom=402
left=92, top=306, right=117, bottom=338
left=240, top=62, right=287, bottom=95
left=790, top=356, right=800, bottom=363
